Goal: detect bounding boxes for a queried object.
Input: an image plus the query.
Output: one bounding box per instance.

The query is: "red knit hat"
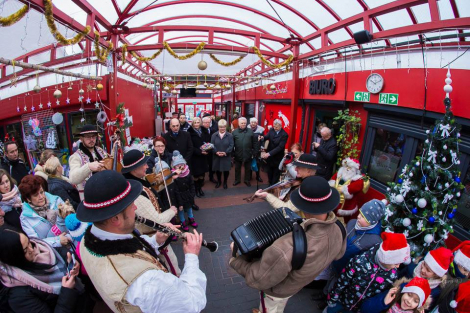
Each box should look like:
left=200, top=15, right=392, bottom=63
left=423, top=247, right=454, bottom=277
left=453, top=240, right=470, bottom=272
left=377, top=232, right=410, bottom=265
left=450, top=281, right=470, bottom=313
left=402, top=277, right=431, bottom=308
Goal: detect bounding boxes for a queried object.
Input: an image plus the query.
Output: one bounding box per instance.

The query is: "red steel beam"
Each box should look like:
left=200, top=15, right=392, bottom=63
left=117, top=0, right=139, bottom=25
left=448, top=0, right=464, bottom=42
left=69, top=0, right=114, bottom=32
left=356, top=0, right=391, bottom=46
left=110, top=0, right=121, bottom=16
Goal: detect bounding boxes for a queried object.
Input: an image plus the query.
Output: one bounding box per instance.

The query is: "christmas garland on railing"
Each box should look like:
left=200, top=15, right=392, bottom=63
left=121, top=44, right=163, bottom=64
left=44, top=0, right=90, bottom=45
left=164, top=41, right=205, bottom=60
left=94, top=31, right=113, bottom=63
left=209, top=54, right=245, bottom=67
left=0, top=4, right=29, bottom=26
left=252, top=46, right=293, bottom=69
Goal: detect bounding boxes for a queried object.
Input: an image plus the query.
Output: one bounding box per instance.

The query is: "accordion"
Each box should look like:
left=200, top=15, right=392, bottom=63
left=231, top=208, right=304, bottom=259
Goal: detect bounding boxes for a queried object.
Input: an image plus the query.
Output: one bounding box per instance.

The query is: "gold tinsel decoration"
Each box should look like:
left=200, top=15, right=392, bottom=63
left=122, top=44, right=163, bottom=63
left=0, top=4, right=29, bottom=27
left=44, top=0, right=90, bottom=45
left=164, top=41, right=205, bottom=60
left=94, top=31, right=113, bottom=63
left=252, top=46, right=293, bottom=69
left=209, top=54, right=245, bottom=67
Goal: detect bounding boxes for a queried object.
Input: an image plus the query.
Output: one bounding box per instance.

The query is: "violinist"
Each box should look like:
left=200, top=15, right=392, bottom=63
left=69, top=125, right=108, bottom=200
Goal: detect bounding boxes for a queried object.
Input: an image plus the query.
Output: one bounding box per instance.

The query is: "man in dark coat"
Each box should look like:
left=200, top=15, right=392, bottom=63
left=165, top=112, right=179, bottom=133
left=232, top=117, right=256, bottom=187
left=0, top=141, right=29, bottom=184
left=202, top=115, right=217, bottom=183
left=312, top=127, right=338, bottom=180
left=262, top=120, right=288, bottom=186
left=163, top=118, right=194, bottom=162
left=179, top=113, right=191, bottom=132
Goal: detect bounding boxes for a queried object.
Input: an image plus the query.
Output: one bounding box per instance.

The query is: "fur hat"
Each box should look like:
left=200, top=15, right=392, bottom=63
left=65, top=213, right=91, bottom=242
left=402, top=277, right=431, bottom=308
left=359, top=199, right=386, bottom=225
left=377, top=232, right=410, bottom=265
left=450, top=281, right=470, bottom=313
left=423, top=247, right=454, bottom=277
left=453, top=240, right=470, bottom=272
left=171, top=150, right=186, bottom=167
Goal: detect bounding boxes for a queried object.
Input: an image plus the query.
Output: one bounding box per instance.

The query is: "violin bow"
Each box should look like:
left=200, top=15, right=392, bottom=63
left=156, top=155, right=173, bottom=207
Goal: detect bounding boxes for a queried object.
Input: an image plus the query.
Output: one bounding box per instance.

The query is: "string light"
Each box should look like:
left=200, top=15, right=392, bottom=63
left=19, top=2, right=30, bottom=53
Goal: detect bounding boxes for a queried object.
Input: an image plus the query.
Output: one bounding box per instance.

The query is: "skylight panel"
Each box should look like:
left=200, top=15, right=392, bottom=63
left=29, top=51, right=51, bottom=64
left=323, top=0, right=363, bottom=19
left=411, top=4, right=432, bottom=23
left=328, top=28, right=352, bottom=43
left=376, top=9, right=413, bottom=30
left=283, top=0, right=338, bottom=29
left=52, top=0, right=87, bottom=25
left=363, top=0, right=396, bottom=9
left=455, top=0, right=470, bottom=17
left=438, top=0, right=456, bottom=20
left=88, top=0, right=119, bottom=24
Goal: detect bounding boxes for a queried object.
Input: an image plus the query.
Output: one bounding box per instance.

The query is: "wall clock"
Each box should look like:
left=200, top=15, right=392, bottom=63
left=366, top=73, right=384, bottom=94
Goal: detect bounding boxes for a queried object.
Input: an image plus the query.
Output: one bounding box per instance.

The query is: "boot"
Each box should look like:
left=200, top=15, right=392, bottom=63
left=195, top=181, right=202, bottom=198
left=209, top=171, right=217, bottom=183
left=193, top=203, right=200, bottom=211
left=181, top=221, right=189, bottom=232
left=188, top=217, right=198, bottom=228
left=197, top=179, right=205, bottom=197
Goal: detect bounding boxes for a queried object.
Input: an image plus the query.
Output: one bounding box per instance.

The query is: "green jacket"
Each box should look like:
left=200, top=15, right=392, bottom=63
left=232, top=127, right=256, bottom=162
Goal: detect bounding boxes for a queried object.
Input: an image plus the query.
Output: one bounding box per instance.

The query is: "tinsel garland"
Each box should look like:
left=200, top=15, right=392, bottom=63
left=44, top=0, right=90, bottom=45
left=94, top=31, right=113, bottom=63
left=0, top=4, right=29, bottom=26
left=209, top=54, right=245, bottom=67
left=122, top=44, right=163, bottom=63
left=252, top=46, right=293, bottom=70
left=164, top=41, right=205, bottom=60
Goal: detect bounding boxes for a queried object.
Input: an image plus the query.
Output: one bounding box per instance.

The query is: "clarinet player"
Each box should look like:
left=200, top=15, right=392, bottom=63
left=77, top=171, right=207, bottom=312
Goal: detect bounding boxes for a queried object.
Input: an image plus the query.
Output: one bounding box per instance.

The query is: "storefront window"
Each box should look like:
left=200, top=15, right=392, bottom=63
left=367, top=129, right=406, bottom=184
left=456, top=167, right=470, bottom=230
left=68, top=110, right=106, bottom=152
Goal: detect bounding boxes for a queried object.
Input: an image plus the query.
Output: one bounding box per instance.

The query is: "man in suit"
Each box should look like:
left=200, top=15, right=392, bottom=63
left=163, top=118, right=193, bottom=162
left=312, top=127, right=338, bottom=180
left=261, top=119, right=288, bottom=186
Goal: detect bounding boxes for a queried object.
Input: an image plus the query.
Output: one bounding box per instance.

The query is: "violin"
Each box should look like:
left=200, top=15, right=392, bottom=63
left=243, top=179, right=302, bottom=203
left=103, top=130, right=123, bottom=171
left=145, top=168, right=177, bottom=193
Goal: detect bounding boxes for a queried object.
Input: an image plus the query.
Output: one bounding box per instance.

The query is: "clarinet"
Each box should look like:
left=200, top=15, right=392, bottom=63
left=135, top=215, right=219, bottom=252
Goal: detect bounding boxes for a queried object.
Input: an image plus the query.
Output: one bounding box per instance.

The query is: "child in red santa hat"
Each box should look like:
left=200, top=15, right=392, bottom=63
left=437, top=280, right=470, bottom=313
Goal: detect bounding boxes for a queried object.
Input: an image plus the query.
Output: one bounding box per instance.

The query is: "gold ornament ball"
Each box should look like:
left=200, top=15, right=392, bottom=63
left=79, top=89, right=85, bottom=95
left=226, top=84, right=231, bottom=89
left=255, top=81, right=260, bottom=85
left=164, top=86, right=170, bottom=91
left=270, top=84, right=276, bottom=90
left=143, top=83, right=148, bottom=89
left=33, top=85, right=41, bottom=93
left=203, top=83, right=208, bottom=88
left=96, top=83, right=104, bottom=91
left=171, top=89, right=178, bottom=94
left=198, top=60, right=207, bottom=71
left=53, top=89, right=62, bottom=99
left=215, top=84, right=221, bottom=90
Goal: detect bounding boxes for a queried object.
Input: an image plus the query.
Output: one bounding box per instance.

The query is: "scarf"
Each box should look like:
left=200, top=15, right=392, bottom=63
left=413, top=261, right=442, bottom=289
left=29, top=198, right=58, bottom=225
left=79, top=142, right=103, bottom=162
left=0, top=185, right=22, bottom=212
left=178, top=164, right=190, bottom=178
left=355, top=220, right=377, bottom=231
left=0, top=238, right=64, bottom=294
left=193, top=127, right=202, bottom=137
left=219, top=132, right=226, bottom=139
left=389, top=302, right=413, bottom=313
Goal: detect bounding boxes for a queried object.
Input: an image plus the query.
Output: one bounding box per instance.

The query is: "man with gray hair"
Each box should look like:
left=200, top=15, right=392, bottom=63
left=232, top=117, right=256, bottom=186
left=250, top=118, right=265, bottom=183
left=262, top=119, right=288, bottom=186
left=312, top=126, right=338, bottom=180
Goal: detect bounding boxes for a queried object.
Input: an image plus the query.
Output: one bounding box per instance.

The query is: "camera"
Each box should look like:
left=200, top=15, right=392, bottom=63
left=285, top=152, right=295, bottom=162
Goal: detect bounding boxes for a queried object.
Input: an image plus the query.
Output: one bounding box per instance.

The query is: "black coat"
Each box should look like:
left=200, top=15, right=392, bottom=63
left=146, top=149, right=173, bottom=174
left=315, top=137, right=338, bottom=180
left=180, top=122, right=191, bottom=132
left=47, top=178, right=80, bottom=209
left=163, top=131, right=194, bottom=162
left=188, top=127, right=209, bottom=177
left=173, top=175, right=196, bottom=208
left=0, top=157, right=29, bottom=185
left=209, top=121, right=218, bottom=135
left=263, top=128, right=289, bottom=167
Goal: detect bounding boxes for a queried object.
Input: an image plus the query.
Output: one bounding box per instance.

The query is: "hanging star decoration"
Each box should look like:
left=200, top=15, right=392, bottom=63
left=86, top=97, right=91, bottom=104
left=56, top=99, right=60, bottom=106
left=78, top=96, right=84, bottom=102
left=39, top=103, right=43, bottom=109
left=31, top=105, right=35, bottom=112
left=87, top=84, right=93, bottom=92
left=66, top=98, right=70, bottom=104
left=16, top=106, right=20, bottom=112
left=80, top=117, right=85, bottom=123
left=94, top=102, right=100, bottom=109
left=47, top=101, right=52, bottom=108
left=23, top=105, right=27, bottom=111
left=10, top=76, right=17, bottom=88
left=79, top=107, right=84, bottom=112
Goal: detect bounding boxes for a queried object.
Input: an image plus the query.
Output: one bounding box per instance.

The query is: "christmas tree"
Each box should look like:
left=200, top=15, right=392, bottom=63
left=383, top=68, right=464, bottom=258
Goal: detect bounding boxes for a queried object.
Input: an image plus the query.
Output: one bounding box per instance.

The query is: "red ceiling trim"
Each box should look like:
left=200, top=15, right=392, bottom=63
left=356, top=0, right=391, bottom=46
left=69, top=0, right=114, bottom=32
left=448, top=0, right=464, bottom=42
left=118, top=0, right=139, bottom=25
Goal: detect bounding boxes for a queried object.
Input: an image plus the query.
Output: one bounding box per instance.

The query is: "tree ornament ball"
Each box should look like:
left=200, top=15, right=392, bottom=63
left=402, top=218, right=411, bottom=227
left=398, top=178, right=403, bottom=184
left=426, top=130, right=430, bottom=134
left=164, top=85, right=170, bottom=91
left=96, top=83, right=104, bottom=91
left=79, top=89, right=85, bottom=95
left=457, top=192, right=461, bottom=197
left=395, top=194, right=404, bottom=203
left=443, top=145, right=447, bottom=150
left=457, top=133, right=461, bottom=138
left=445, top=183, right=450, bottom=188
left=455, top=177, right=461, bottom=183
left=448, top=213, right=455, bottom=219
left=439, top=211, right=443, bottom=215
left=442, top=157, right=447, bottom=162
left=387, top=188, right=391, bottom=192
left=425, top=139, right=429, bottom=144
left=198, top=60, right=207, bottom=71
left=412, top=208, right=418, bottom=214
left=415, top=161, right=420, bottom=167
left=53, top=89, right=62, bottom=99
left=457, top=160, right=461, bottom=165
left=425, top=187, right=429, bottom=191
left=418, top=198, right=427, bottom=208
left=424, top=234, right=434, bottom=244
left=428, top=216, right=435, bottom=224
left=438, top=184, right=442, bottom=190
left=33, top=85, right=41, bottom=93
left=203, top=83, right=208, bottom=88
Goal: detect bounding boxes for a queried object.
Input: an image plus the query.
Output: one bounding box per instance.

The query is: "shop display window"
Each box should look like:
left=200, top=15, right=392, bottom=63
left=456, top=167, right=470, bottom=231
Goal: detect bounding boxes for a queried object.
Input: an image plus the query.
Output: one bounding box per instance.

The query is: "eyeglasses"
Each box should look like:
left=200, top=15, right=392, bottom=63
left=155, top=145, right=165, bottom=148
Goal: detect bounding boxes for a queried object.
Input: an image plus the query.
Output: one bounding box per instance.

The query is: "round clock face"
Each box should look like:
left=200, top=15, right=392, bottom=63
left=366, top=73, right=384, bottom=94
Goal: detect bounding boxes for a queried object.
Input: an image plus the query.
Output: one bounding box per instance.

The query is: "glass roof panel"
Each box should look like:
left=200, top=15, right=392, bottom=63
left=411, top=4, right=432, bottom=23
left=323, top=0, right=364, bottom=19
left=29, top=51, right=51, bottom=65
left=375, top=9, right=413, bottom=30
left=51, top=0, right=87, bottom=25
left=437, top=0, right=456, bottom=20
left=88, top=0, right=119, bottom=24
left=348, top=22, right=365, bottom=34
left=328, top=28, right=352, bottom=43
left=363, top=0, right=396, bottom=9
left=283, top=0, right=338, bottom=29
left=130, top=0, right=161, bottom=13
left=456, top=0, right=470, bottom=17
left=116, top=0, right=131, bottom=11
left=156, top=18, right=264, bottom=33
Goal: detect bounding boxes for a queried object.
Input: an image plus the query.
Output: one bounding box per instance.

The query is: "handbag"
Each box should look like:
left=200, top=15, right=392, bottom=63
left=251, top=158, right=258, bottom=172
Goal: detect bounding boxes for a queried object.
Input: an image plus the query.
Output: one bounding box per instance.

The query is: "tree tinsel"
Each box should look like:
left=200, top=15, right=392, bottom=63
left=94, top=31, right=113, bottom=63
left=209, top=54, right=245, bottom=66
left=251, top=46, right=293, bottom=70
left=0, top=4, right=29, bottom=27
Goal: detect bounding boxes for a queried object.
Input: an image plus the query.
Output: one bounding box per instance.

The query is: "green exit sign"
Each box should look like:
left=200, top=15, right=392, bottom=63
left=379, top=93, right=399, bottom=105
left=354, top=91, right=370, bottom=102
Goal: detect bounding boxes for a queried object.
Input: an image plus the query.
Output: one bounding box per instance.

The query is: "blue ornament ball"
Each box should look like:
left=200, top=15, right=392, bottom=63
left=412, top=208, right=418, bottom=214
left=398, top=179, right=403, bottom=184
left=448, top=213, right=455, bottom=219
left=455, top=177, right=461, bottom=183
left=428, top=216, right=435, bottom=223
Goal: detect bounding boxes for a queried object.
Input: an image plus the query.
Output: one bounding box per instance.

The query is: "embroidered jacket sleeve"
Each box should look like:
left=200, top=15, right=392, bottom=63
left=68, top=153, right=92, bottom=185
left=265, top=194, right=299, bottom=213
left=134, top=195, right=175, bottom=224
left=126, top=253, right=207, bottom=313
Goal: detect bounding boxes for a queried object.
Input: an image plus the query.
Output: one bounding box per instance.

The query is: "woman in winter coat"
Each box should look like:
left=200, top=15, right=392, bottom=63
left=19, top=175, right=72, bottom=248
left=188, top=117, right=209, bottom=197
left=44, top=157, right=80, bottom=210
left=146, top=136, right=173, bottom=174
left=211, top=119, right=234, bottom=189
left=0, top=229, right=84, bottom=313
left=0, top=169, right=22, bottom=230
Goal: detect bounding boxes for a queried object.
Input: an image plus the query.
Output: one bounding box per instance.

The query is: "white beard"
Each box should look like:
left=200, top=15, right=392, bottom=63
left=338, top=166, right=358, bottom=181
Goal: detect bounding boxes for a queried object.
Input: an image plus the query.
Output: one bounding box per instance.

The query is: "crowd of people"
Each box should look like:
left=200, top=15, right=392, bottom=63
left=0, top=113, right=468, bottom=313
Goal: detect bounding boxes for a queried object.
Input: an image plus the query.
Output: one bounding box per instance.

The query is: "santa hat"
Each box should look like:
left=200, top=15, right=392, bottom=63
left=402, top=277, right=431, bottom=308
left=65, top=213, right=91, bottom=242
left=450, top=281, right=470, bottom=313
left=377, top=232, right=410, bottom=265
left=453, top=240, right=470, bottom=272
left=423, top=247, right=453, bottom=277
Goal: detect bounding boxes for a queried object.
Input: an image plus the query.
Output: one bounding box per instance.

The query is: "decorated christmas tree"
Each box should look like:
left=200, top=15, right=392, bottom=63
left=383, top=69, right=464, bottom=258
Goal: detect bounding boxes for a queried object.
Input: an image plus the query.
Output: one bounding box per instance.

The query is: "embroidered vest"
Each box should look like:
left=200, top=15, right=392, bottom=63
left=142, top=186, right=161, bottom=214
left=80, top=237, right=167, bottom=313
left=72, top=147, right=107, bottom=197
